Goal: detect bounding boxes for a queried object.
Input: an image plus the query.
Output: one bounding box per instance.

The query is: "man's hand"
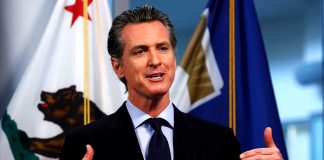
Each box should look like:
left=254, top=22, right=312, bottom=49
left=240, top=127, right=283, bottom=160
left=82, top=144, right=94, bottom=160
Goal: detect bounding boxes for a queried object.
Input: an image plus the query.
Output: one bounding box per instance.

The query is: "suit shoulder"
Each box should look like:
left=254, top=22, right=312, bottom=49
left=174, top=110, right=241, bottom=158
left=66, top=109, right=122, bottom=137
left=180, top=112, right=232, bottom=133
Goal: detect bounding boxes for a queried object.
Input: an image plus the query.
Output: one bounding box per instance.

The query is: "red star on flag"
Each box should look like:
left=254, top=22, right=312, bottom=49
left=65, top=0, right=93, bottom=27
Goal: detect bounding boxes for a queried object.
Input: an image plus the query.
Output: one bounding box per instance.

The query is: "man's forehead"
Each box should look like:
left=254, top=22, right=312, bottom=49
left=121, top=21, right=171, bottom=46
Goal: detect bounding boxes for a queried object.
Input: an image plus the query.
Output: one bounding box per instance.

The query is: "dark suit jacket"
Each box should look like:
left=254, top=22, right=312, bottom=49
left=60, top=102, right=241, bottom=160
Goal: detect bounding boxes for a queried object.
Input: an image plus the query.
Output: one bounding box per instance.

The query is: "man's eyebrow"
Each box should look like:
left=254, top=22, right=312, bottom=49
left=130, top=41, right=171, bottom=51
left=131, top=45, right=148, bottom=50
left=129, top=45, right=148, bottom=54
left=156, top=41, right=171, bottom=47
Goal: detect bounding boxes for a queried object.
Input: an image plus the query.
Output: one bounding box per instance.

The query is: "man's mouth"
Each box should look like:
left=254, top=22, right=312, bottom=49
left=146, top=73, right=165, bottom=81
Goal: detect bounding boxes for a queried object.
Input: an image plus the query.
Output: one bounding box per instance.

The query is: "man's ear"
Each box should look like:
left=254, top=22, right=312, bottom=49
left=111, top=57, right=124, bottom=79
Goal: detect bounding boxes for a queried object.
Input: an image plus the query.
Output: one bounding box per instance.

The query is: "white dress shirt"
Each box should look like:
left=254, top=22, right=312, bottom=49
left=126, top=100, right=174, bottom=160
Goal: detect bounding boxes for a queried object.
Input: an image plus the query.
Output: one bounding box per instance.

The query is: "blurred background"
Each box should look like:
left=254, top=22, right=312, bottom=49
left=0, top=0, right=322, bottom=159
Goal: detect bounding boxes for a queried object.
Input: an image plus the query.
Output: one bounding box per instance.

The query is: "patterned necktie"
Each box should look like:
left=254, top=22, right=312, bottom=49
left=146, top=118, right=171, bottom=160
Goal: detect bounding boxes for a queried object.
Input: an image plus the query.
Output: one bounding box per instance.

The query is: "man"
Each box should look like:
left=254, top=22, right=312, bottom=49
left=60, top=5, right=283, bottom=160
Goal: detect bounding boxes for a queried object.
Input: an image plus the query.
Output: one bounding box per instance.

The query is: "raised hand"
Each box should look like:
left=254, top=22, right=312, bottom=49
left=82, top=144, right=94, bottom=160
left=240, top=127, right=283, bottom=160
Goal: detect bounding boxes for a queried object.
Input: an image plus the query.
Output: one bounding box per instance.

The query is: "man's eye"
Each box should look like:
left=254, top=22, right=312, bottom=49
left=159, top=46, right=169, bottom=52
left=134, top=49, right=146, bottom=55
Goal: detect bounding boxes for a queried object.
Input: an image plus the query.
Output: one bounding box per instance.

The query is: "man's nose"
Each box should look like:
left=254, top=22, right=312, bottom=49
left=148, top=50, right=161, bottom=67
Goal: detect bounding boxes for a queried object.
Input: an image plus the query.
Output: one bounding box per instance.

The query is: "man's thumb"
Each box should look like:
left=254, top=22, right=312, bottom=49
left=82, top=144, right=94, bottom=160
left=264, top=127, right=276, bottom=148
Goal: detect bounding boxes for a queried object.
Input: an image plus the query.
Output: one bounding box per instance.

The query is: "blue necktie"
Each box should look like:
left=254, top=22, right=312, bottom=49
left=146, top=118, right=171, bottom=160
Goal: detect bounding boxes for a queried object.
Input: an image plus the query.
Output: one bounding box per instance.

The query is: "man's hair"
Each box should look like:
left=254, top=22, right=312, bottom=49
left=107, top=5, right=176, bottom=60
left=107, top=5, right=177, bottom=87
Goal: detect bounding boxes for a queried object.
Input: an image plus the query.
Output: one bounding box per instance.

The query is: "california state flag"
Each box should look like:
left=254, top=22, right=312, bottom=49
left=0, top=0, right=126, bottom=159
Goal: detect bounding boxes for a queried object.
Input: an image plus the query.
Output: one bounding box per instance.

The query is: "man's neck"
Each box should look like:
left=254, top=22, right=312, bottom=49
left=128, top=93, right=170, bottom=118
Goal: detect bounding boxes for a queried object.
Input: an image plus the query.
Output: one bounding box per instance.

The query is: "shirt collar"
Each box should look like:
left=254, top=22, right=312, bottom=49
left=126, top=99, right=174, bottom=129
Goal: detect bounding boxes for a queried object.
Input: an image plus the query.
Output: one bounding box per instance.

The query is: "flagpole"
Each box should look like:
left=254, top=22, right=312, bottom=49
left=83, top=0, right=91, bottom=125
left=229, top=0, right=236, bottom=135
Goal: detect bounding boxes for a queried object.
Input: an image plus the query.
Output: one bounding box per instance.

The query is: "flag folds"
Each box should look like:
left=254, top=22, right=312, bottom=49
left=174, top=0, right=288, bottom=159
left=0, top=0, right=126, bottom=159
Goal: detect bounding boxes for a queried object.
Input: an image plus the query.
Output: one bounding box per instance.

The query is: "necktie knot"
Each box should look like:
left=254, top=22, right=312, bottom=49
left=146, top=118, right=171, bottom=131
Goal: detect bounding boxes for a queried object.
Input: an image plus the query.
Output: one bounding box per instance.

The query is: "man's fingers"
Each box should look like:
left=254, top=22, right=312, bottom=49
left=264, top=127, right=276, bottom=148
left=240, top=148, right=273, bottom=158
left=240, top=147, right=282, bottom=159
left=82, top=144, right=94, bottom=160
left=240, top=127, right=283, bottom=160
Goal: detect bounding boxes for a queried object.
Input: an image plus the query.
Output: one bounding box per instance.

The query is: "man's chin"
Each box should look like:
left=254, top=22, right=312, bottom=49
left=148, top=90, right=169, bottom=98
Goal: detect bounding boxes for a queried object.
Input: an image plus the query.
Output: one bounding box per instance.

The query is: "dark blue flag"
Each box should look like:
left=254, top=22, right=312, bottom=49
left=182, top=0, right=288, bottom=159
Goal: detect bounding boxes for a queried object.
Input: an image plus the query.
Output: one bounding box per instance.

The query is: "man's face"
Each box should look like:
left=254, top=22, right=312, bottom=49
left=112, top=21, right=176, bottom=100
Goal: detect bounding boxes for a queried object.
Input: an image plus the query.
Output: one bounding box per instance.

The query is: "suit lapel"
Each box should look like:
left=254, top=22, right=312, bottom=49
left=109, top=103, right=199, bottom=160
left=173, top=106, right=198, bottom=160
left=109, top=103, right=144, bottom=160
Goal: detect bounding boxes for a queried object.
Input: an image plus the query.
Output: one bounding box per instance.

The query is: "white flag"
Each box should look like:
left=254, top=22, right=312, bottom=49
left=170, top=10, right=223, bottom=113
left=0, top=0, right=126, bottom=159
